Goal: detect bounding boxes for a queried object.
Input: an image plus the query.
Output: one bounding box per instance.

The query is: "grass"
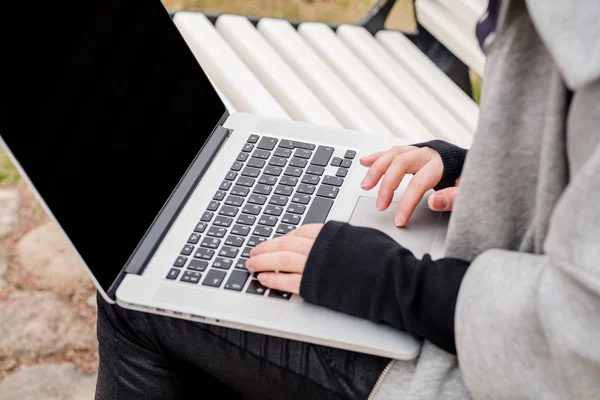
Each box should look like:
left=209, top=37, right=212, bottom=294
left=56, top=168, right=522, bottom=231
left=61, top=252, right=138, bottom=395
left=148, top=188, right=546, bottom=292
left=0, top=147, right=20, bottom=187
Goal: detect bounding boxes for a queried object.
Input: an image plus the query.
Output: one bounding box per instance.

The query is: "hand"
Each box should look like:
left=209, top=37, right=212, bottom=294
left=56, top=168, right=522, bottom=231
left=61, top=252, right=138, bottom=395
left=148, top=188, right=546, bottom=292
left=245, top=224, right=324, bottom=294
left=360, top=146, right=458, bottom=226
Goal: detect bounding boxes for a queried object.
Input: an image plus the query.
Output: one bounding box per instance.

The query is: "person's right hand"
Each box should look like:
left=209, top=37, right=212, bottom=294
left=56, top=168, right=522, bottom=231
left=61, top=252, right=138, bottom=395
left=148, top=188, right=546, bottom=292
left=360, top=146, right=460, bottom=227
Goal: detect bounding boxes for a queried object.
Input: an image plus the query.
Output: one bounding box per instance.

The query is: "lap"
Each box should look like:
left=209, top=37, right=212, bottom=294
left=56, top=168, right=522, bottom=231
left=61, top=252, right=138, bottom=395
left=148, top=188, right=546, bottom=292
left=95, top=293, right=389, bottom=400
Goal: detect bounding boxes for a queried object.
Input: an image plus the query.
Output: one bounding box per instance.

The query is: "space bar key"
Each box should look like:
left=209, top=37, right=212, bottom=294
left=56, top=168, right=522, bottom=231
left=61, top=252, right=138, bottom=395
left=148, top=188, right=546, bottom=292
left=302, top=197, right=334, bottom=225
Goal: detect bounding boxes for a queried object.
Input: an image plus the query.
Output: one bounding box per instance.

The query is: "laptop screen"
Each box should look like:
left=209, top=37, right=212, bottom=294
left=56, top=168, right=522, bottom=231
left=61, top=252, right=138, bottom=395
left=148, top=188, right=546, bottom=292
left=0, top=2, right=226, bottom=293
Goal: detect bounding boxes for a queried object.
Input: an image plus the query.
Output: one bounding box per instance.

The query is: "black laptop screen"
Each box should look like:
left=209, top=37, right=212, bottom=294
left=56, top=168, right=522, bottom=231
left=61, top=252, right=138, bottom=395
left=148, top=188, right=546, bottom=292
left=0, top=2, right=225, bottom=292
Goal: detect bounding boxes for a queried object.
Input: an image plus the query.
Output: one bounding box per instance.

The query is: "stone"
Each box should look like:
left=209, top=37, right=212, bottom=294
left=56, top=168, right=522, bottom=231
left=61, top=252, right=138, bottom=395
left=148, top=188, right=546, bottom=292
left=0, top=364, right=97, bottom=400
left=16, top=223, right=91, bottom=294
left=0, top=189, right=18, bottom=238
left=0, top=291, right=97, bottom=360
left=0, top=251, right=7, bottom=292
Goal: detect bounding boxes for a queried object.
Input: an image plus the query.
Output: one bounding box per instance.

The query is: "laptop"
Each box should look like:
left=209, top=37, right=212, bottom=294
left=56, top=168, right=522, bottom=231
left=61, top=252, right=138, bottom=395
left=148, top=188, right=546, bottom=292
left=0, top=1, right=448, bottom=360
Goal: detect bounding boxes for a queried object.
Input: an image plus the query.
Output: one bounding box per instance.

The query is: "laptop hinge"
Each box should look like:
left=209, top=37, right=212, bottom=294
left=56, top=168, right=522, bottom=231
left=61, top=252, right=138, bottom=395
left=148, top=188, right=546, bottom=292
left=107, top=111, right=231, bottom=300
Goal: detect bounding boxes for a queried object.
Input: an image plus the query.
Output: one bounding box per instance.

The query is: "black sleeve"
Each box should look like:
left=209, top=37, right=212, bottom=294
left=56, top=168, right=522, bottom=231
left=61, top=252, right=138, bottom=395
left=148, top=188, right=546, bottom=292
left=300, top=221, right=469, bottom=354
left=413, top=140, right=468, bottom=190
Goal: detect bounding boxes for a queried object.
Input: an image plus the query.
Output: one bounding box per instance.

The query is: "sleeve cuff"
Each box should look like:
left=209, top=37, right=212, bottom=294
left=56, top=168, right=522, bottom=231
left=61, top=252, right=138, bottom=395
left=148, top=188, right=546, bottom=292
left=413, top=140, right=468, bottom=190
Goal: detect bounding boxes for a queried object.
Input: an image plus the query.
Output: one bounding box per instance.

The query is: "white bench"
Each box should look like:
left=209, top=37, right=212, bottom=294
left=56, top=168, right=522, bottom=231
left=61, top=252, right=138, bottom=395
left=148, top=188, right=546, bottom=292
left=169, top=0, right=485, bottom=148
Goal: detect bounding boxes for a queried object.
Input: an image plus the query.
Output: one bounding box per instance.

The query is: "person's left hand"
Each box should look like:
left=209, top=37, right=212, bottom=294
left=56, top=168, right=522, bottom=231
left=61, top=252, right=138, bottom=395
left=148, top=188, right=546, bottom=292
left=246, top=224, right=324, bottom=294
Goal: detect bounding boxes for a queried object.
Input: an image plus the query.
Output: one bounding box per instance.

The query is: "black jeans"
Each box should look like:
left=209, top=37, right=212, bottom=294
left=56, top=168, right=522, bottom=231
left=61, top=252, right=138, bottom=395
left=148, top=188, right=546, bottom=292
left=95, top=293, right=389, bottom=400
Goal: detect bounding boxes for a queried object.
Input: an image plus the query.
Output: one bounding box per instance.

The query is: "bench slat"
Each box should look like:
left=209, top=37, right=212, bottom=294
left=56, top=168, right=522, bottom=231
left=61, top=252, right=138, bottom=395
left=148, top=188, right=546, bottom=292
left=216, top=15, right=341, bottom=128
left=173, top=12, right=287, bottom=119
left=415, top=0, right=486, bottom=76
left=437, top=0, right=487, bottom=34
left=376, top=30, right=479, bottom=134
left=338, top=25, right=472, bottom=146
left=258, top=18, right=392, bottom=136
left=299, top=22, right=435, bottom=141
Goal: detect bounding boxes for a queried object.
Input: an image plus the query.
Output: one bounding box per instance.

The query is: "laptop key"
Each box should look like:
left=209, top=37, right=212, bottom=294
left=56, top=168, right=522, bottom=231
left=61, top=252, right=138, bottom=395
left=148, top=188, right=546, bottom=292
left=237, top=214, right=257, bottom=226
left=242, top=143, right=254, bottom=152
left=269, top=195, right=288, bottom=206
left=248, top=194, right=267, bottom=205
left=331, top=157, right=342, bottom=167
left=341, top=159, right=352, bottom=168
left=253, top=185, right=272, bottom=196
left=311, top=146, right=334, bottom=166
left=166, top=268, right=181, bottom=280
left=200, top=211, right=214, bottom=222
left=219, top=246, right=239, bottom=259
left=306, top=165, right=325, bottom=176
left=316, top=185, right=340, bottom=199
left=212, top=257, right=233, bottom=270
left=269, top=157, right=287, bottom=167
left=231, top=161, right=244, bottom=171
left=225, top=235, right=245, bottom=248
left=225, top=195, right=244, bottom=207
left=276, top=224, right=296, bottom=235
left=231, top=224, right=251, bottom=236
left=303, top=196, right=334, bottom=224
left=200, top=237, right=221, bottom=249
left=213, top=216, right=233, bottom=227
left=213, top=191, right=226, bottom=201
left=181, top=244, right=194, bottom=256
left=181, top=271, right=202, bottom=284
left=287, top=204, right=306, bottom=215
left=188, top=259, right=208, bottom=272
left=231, top=186, right=250, bottom=197
left=301, top=175, right=320, bottom=185
left=252, top=149, right=271, bottom=159
left=275, top=185, right=293, bottom=196
left=274, top=147, right=292, bottom=158
left=269, top=290, right=292, bottom=300
left=297, top=184, right=315, bottom=195
left=246, top=279, right=267, bottom=295
left=293, top=141, right=316, bottom=150
left=207, top=226, right=227, bottom=238
left=264, top=166, right=282, bottom=176
left=242, top=204, right=262, bottom=215
left=225, top=171, right=238, bottom=181
left=258, top=175, right=278, bottom=186
left=247, top=134, right=259, bottom=143
left=188, top=233, right=201, bottom=244
left=280, top=176, right=298, bottom=187
left=194, top=248, right=215, bottom=260
left=194, top=222, right=207, bottom=233
left=247, top=158, right=266, bottom=169
left=257, top=136, right=278, bottom=151
left=225, top=270, right=250, bottom=291
left=236, top=177, right=256, bottom=188
left=241, top=247, right=252, bottom=258
left=241, top=167, right=260, bottom=178
left=344, top=150, right=356, bottom=159
left=264, top=205, right=284, bottom=216
left=236, top=152, right=249, bottom=162
left=247, top=236, right=267, bottom=247
left=174, top=256, right=188, bottom=268
left=282, top=213, right=301, bottom=225
left=219, top=181, right=232, bottom=191
left=253, top=226, right=273, bottom=237
left=258, top=215, right=278, bottom=227
left=323, top=176, right=344, bottom=187
left=294, top=149, right=312, bottom=159
left=336, top=168, right=348, bottom=178
left=219, top=206, right=239, bottom=217
left=234, top=258, right=248, bottom=270
left=284, top=167, right=302, bottom=177
left=202, top=269, right=227, bottom=288
left=289, top=157, right=307, bottom=168
left=207, top=201, right=220, bottom=211
left=291, top=194, right=311, bottom=205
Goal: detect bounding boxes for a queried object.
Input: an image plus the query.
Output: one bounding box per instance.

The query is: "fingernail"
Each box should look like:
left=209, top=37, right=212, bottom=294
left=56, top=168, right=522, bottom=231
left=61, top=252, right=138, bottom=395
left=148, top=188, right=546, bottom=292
left=361, top=176, right=370, bottom=188
left=395, top=211, right=406, bottom=227
left=249, top=248, right=256, bottom=257
left=257, top=273, right=267, bottom=283
left=432, top=194, right=448, bottom=211
left=376, top=198, right=383, bottom=210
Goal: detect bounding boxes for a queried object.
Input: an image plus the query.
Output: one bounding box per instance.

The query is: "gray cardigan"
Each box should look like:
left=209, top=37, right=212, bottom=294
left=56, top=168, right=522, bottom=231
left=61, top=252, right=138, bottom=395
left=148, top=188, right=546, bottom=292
left=374, top=0, right=600, bottom=398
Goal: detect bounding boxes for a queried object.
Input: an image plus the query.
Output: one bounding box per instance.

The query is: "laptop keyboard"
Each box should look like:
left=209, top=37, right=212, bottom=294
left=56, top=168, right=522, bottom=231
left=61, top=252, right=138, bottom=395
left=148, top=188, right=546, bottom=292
left=166, top=134, right=356, bottom=300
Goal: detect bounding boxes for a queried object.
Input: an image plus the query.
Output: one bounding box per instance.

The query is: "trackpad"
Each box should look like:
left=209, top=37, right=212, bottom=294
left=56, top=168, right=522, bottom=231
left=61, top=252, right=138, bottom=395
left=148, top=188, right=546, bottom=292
left=348, top=196, right=443, bottom=259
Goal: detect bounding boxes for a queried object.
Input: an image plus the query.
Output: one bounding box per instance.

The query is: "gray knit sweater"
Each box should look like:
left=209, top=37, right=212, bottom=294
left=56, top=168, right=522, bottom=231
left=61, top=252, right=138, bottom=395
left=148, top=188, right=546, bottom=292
left=374, top=0, right=600, bottom=398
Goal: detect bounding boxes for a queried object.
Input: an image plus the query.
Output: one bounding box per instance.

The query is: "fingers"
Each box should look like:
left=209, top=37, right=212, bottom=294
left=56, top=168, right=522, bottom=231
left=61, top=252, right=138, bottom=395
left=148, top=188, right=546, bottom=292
left=377, top=150, right=430, bottom=211
left=287, top=223, right=323, bottom=239
left=359, top=151, right=384, bottom=167
left=360, top=146, right=417, bottom=190
left=428, top=186, right=459, bottom=211
left=257, top=272, right=302, bottom=294
left=395, top=160, right=443, bottom=226
left=250, top=235, right=314, bottom=257
left=246, top=251, right=308, bottom=274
